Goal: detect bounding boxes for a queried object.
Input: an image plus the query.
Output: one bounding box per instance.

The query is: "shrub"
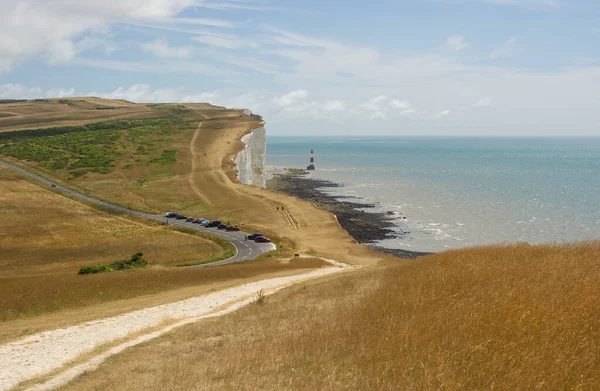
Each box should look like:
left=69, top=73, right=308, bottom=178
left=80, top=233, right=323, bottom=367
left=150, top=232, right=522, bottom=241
left=78, top=264, right=112, bottom=275
left=110, top=252, right=148, bottom=270
left=78, top=253, right=148, bottom=275
left=149, top=149, right=177, bottom=165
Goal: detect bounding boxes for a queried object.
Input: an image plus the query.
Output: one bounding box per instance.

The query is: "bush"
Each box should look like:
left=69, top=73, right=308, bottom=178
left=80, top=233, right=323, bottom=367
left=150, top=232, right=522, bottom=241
left=78, top=253, right=148, bottom=275
left=149, top=149, right=177, bottom=165
left=78, top=264, right=112, bottom=275
left=110, top=252, right=148, bottom=270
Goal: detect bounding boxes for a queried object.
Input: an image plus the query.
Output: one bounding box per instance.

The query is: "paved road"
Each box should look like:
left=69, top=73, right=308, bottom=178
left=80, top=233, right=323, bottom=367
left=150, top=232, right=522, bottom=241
left=0, top=160, right=276, bottom=266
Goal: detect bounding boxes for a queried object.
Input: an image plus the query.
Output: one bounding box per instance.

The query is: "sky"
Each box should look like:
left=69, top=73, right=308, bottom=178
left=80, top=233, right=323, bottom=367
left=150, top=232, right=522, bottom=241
left=1, top=0, right=599, bottom=136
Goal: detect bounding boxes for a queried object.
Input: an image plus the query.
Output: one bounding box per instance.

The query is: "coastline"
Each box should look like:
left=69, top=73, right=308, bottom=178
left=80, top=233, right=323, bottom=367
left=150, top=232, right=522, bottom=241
left=267, top=169, right=432, bottom=259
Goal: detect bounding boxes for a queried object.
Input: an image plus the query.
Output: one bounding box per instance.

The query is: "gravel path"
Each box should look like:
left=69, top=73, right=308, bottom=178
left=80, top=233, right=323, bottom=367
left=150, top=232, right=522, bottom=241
left=0, top=267, right=346, bottom=391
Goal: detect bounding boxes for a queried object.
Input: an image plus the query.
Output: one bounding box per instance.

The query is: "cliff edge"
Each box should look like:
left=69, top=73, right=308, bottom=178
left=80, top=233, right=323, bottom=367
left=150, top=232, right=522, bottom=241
left=235, top=127, right=266, bottom=188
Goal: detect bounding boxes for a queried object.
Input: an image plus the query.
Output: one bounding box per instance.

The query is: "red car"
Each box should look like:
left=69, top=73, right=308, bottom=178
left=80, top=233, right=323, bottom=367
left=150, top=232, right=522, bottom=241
left=225, top=225, right=240, bottom=231
left=254, top=236, right=271, bottom=243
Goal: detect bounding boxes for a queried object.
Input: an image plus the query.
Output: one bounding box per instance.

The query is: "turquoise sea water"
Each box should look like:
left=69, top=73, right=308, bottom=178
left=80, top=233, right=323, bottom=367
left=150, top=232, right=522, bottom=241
left=266, top=137, right=600, bottom=252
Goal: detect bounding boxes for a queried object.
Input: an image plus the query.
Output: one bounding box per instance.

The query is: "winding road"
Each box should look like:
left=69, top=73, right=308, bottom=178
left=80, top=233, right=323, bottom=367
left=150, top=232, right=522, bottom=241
left=0, top=160, right=276, bottom=266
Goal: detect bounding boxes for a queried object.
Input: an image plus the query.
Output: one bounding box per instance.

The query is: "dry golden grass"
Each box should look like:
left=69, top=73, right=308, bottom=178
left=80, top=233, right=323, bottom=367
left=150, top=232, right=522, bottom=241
left=0, top=98, right=231, bottom=132
left=2, top=98, right=388, bottom=266
left=61, top=242, right=600, bottom=390
left=0, top=165, right=229, bottom=320
left=0, top=98, right=159, bottom=132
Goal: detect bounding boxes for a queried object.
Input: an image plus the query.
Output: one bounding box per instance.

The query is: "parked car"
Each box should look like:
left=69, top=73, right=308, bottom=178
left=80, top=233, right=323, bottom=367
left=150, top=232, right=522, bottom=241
left=247, top=233, right=263, bottom=240
left=186, top=217, right=195, bottom=222
left=51, top=184, right=57, bottom=188
left=164, top=212, right=177, bottom=218
left=254, top=236, right=271, bottom=243
left=175, top=214, right=187, bottom=220
left=225, top=226, right=240, bottom=231
left=217, top=224, right=228, bottom=230
left=206, top=220, right=221, bottom=227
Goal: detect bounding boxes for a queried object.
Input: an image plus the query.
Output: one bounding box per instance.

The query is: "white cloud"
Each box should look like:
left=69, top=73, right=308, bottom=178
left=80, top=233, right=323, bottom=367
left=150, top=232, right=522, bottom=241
left=193, top=34, right=247, bottom=50
left=46, top=87, right=75, bottom=98
left=433, top=109, right=451, bottom=119
left=0, top=83, right=42, bottom=99
left=140, top=39, right=191, bottom=59
left=362, top=97, right=415, bottom=119
left=363, top=95, right=388, bottom=111
left=71, top=57, right=235, bottom=76
left=399, top=108, right=416, bottom=117
left=475, top=97, right=493, bottom=107
left=165, top=17, right=235, bottom=28
left=94, top=84, right=183, bottom=103
left=0, top=83, right=74, bottom=99
left=445, top=35, right=468, bottom=52
left=368, top=111, right=386, bottom=120
left=273, top=89, right=308, bottom=107
left=193, top=1, right=271, bottom=11
left=0, top=0, right=195, bottom=72
left=390, top=99, right=411, bottom=110
left=489, top=37, right=518, bottom=60
left=266, top=27, right=339, bottom=50
left=181, top=91, right=219, bottom=102
left=323, top=100, right=346, bottom=112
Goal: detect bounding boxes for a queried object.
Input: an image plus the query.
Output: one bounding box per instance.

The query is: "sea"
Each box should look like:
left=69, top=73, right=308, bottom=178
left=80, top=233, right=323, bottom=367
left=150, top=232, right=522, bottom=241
left=266, top=136, right=600, bottom=253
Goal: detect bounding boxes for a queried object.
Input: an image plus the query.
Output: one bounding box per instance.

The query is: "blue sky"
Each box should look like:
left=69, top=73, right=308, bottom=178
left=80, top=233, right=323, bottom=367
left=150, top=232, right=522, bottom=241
left=1, top=0, right=599, bottom=136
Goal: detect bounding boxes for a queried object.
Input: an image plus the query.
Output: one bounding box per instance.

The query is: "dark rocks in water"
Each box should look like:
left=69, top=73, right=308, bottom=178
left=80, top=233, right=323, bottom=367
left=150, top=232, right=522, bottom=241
left=267, top=169, right=432, bottom=259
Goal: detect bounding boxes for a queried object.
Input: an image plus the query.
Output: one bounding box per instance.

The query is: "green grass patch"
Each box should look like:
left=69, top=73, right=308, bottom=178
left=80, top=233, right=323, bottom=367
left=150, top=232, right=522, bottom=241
left=57, top=99, right=76, bottom=107
left=149, top=149, right=177, bottom=165
left=0, top=116, right=195, bottom=177
left=78, top=252, right=148, bottom=275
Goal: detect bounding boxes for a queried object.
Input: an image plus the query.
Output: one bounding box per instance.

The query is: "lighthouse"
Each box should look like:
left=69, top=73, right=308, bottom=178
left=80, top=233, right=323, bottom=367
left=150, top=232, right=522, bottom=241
left=306, top=149, right=315, bottom=170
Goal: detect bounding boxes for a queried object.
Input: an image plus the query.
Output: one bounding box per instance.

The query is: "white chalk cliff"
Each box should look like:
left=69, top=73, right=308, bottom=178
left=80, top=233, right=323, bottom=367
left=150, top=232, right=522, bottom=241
left=236, top=126, right=266, bottom=188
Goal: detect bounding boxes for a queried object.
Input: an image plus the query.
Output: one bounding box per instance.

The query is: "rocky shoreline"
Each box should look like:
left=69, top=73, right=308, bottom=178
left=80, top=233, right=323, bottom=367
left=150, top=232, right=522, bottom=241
left=267, top=169, right=432, bottom=259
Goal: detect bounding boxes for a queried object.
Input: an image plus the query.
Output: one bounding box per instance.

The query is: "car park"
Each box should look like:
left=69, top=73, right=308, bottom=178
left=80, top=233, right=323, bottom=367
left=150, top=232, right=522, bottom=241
left=254, top=236, right=271, bottom=243
left=217, top=224, right=228, bottom=230
left=247, top=233, right=263, bottom=240
left=225, top=226, right=240, bottom=231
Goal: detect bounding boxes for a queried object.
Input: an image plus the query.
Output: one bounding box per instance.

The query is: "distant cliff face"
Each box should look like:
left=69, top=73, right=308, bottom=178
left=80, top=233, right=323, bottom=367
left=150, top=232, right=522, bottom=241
left=236, top=127, right=266, bottom=188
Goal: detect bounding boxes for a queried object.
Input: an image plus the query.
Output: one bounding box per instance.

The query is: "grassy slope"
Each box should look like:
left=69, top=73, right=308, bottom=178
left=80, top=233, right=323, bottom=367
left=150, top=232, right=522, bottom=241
left=0, top=98, right=389, bottom=266
left=0, top=165, right=329, bottom=342
left=0, top=165, right=226, bottom=320
left=0, top=98, right=164, bottom=132
left=61, top=242, right=600, bottom=390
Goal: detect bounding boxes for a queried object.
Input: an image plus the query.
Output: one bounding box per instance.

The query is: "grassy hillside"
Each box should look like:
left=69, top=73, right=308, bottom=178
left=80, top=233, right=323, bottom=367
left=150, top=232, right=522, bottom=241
left=0, top=98, right=168, bottom=132
left=0, top=97, right=386, bottom=266
left=0, top=99, right=258, bottom=218
left=61, top=242, right=600, bottom=390
left=0, top=164, right=331, bottom=343
left=0, top=166, right=229, bottom=321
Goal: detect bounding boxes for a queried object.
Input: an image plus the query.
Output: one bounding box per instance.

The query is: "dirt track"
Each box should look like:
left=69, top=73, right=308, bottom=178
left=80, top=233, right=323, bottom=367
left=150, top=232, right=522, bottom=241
left=187, top=115, right=386, bottom=266
left=0, top=265, right=348, bottom=391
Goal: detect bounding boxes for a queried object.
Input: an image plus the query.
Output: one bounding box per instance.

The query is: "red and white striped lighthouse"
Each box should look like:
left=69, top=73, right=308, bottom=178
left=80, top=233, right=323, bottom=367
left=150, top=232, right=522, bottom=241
left=307, top=149, right=315, bottom=170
